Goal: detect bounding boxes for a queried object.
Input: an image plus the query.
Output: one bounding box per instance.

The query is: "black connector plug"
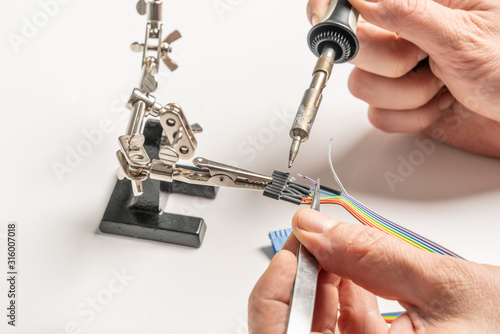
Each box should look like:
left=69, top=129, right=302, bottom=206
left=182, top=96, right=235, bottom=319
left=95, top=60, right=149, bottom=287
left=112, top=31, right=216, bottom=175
left=263, top=170, right=291, bottom=200
left=264, top=171, right=310, bottom=205
left=264, top=170, right=342, bottom=205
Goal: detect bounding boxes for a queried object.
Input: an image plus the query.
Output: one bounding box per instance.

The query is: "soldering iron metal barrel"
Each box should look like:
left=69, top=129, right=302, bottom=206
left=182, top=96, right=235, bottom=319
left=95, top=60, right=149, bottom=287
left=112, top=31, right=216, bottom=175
left=289, top=47, right=335, bottom=142
left=287, top=0, right=359, bottom=167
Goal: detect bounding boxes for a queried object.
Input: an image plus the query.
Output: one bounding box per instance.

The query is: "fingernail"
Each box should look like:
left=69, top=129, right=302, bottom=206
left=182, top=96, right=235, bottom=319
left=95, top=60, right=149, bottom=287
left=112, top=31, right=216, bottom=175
left=312, top=14, right=319, bottom=26
left=438, top=91, right=454, bottom=111
left=297, top=211, right=337, bottom=233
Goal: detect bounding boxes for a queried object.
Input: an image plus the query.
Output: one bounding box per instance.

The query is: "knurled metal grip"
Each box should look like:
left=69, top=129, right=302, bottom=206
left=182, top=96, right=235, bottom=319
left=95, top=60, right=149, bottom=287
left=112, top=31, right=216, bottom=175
left=307, top=0, right=359, bottom=63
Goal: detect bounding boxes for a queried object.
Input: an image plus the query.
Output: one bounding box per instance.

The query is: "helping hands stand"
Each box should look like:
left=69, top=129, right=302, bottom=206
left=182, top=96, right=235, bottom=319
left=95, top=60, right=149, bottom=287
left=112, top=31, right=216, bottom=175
left=100, top=1, right=273, bottom=247
left=100, top=1, right=216, bottom=248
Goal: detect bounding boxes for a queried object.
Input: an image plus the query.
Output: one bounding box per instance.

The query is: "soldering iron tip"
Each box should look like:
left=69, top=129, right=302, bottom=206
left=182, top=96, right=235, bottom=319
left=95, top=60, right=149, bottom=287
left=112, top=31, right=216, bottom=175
left=288, top=137, right=301, bottom=169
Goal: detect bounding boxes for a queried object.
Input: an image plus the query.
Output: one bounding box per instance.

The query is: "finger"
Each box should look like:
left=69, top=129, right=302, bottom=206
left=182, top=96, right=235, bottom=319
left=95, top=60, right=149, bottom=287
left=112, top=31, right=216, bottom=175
left=368, top=87, right=455, bottom=133
left=281, top=232, right=299, bottom=254
left=306, top=0, right=331, bottom=25
left=387, top=312, right=416, bottom=334
left=337, top=280, right=388, bottom=334
left=248, top=251, right=297, bottom=334
left=348, top=61, right=444, bottom=110
left=268, top=233, right=340, bottom=333
left=352, top=20, right=428, bottom=78
left=423, top=103, right=500, bottom=158
left=312, top=270, right=341, bottom=333
left=348, top=0, right=457, bottom=55
left=291, top=208, right=463, bottom=308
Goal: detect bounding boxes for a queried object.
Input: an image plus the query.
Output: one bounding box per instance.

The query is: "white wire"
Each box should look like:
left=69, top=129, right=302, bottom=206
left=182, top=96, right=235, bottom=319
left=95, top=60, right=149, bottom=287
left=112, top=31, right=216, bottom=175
left=328, top=138, right=348, bottom=195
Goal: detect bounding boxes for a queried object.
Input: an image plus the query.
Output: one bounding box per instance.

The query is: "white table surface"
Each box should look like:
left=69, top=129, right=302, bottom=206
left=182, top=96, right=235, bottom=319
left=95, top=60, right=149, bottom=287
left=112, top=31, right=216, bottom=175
left=2, top=0, right=500, bottom=333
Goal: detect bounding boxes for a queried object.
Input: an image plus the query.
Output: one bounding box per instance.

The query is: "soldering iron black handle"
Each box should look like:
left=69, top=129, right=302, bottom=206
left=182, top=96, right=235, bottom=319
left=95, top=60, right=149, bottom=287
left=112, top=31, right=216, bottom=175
left=307, top=0, right=360, bottom=63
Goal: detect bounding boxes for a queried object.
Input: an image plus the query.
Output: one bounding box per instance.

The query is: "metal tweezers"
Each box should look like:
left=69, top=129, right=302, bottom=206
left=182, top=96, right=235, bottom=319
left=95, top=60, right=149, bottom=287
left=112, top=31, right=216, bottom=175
left=286, top=179, right=321, bottom=333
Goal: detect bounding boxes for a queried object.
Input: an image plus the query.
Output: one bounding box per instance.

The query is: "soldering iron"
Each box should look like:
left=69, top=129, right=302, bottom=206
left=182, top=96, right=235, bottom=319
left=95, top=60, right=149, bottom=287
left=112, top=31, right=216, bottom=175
left=288, top=0, right=360, bottom=168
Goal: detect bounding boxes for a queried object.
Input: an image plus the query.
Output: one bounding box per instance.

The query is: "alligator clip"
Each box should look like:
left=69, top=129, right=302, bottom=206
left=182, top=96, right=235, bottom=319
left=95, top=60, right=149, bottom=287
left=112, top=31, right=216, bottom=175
left=172, top=157, right=272, bottom=190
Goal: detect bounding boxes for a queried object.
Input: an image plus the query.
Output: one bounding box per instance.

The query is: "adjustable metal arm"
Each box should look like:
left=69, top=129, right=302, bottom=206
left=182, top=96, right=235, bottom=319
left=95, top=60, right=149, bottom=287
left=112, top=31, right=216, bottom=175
left=118, top=0, right=201, bottom=196
left=102, top=0, right=277, bottom=249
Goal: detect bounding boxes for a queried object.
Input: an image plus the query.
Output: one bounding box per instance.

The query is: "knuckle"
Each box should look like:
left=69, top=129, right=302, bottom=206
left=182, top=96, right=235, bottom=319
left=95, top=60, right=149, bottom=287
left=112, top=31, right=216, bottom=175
left=414, top=114, right=432, bottom=133
left=348, top=67, right=364, bottom=98
left=368, top=107, right=393, bottom=132
left=430, top=259, right=480, bottom=296
left=422, top=258, right=485, bottom=317
left=428, top=58, right=442, bottom=78
left=386, top=0, right=429, bottom=20
left=390, top=41, right=421, bottom=78
left=338, top=224, right=389, bottom=266
left=247, top=294, right=270, bottom=329
left=404, top=67, right=436, bottom=111
left=413, top=102, right=437, bottom=132
left=445, top=13, right=489, bottom=54
left=433, top=14, right=496, bottom=79
left=372, top=0, right=429, bottom=29
left=312, top=236, right=337, bottom=264
left=389, top=58, right=411, bottom=78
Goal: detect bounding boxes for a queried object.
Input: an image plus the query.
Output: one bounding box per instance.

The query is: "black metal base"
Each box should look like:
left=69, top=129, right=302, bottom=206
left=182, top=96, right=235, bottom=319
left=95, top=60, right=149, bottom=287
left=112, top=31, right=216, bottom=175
left=99, top=120, right=217, bottom=248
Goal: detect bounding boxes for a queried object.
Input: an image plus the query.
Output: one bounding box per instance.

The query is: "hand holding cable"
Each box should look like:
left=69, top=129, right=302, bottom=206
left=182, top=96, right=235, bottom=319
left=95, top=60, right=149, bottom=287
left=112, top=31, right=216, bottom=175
left=249, top=209, right=500, bottom=333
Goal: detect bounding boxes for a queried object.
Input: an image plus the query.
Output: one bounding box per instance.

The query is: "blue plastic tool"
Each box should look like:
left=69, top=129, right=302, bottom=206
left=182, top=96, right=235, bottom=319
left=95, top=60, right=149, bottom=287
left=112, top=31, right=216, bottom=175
left=268, top=228, right=293, bottom=254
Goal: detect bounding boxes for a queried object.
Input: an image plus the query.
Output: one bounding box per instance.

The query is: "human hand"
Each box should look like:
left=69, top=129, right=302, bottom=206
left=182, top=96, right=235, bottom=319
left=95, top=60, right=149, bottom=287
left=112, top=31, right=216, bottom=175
left=306, top=0, right=500, bottom=158
left=249, top=209, right=500, bottom=333
left=248, top=230, right=387, bottom=334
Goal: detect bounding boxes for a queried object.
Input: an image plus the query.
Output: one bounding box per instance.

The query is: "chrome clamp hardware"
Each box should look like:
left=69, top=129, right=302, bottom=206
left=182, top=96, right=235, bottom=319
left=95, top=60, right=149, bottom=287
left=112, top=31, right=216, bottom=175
left=118, top=0, right=203, bottom=196
left=116, top=1, right=274, bottom=197
left=159, top=104, right=198, bottom=160
left=172, top=158, right=273, bottom=190
left=102, top=1, right=275, bottom=248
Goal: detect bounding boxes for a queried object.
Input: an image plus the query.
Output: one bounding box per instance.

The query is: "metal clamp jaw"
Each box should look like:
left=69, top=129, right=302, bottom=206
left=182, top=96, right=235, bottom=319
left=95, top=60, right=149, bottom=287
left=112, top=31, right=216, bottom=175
left=118, top=153, right=273, bottom=196
left=172, top=158, right=272, bottom=190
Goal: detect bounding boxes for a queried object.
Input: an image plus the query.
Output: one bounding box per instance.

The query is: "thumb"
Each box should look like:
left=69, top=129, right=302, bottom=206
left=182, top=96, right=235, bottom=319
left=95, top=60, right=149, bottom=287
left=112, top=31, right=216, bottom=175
left=349, top=0, right=456, bottom=54
left=291, top=208, right=463, bottom=309
left=307, top=0, right=331, bottom=25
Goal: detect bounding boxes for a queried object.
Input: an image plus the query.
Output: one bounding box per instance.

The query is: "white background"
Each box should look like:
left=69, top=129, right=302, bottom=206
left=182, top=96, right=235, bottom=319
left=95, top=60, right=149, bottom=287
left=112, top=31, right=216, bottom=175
left=1, top=0, right=500, bottom=333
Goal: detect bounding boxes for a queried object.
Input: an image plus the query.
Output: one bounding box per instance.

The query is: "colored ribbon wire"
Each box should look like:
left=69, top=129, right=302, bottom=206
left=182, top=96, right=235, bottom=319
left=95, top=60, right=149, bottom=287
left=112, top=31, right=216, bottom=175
left=300, top=189, right=463, bottom=324
left=301, top=191, right=463, bottom=259
left=298, top=176, right=463, bottom=323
